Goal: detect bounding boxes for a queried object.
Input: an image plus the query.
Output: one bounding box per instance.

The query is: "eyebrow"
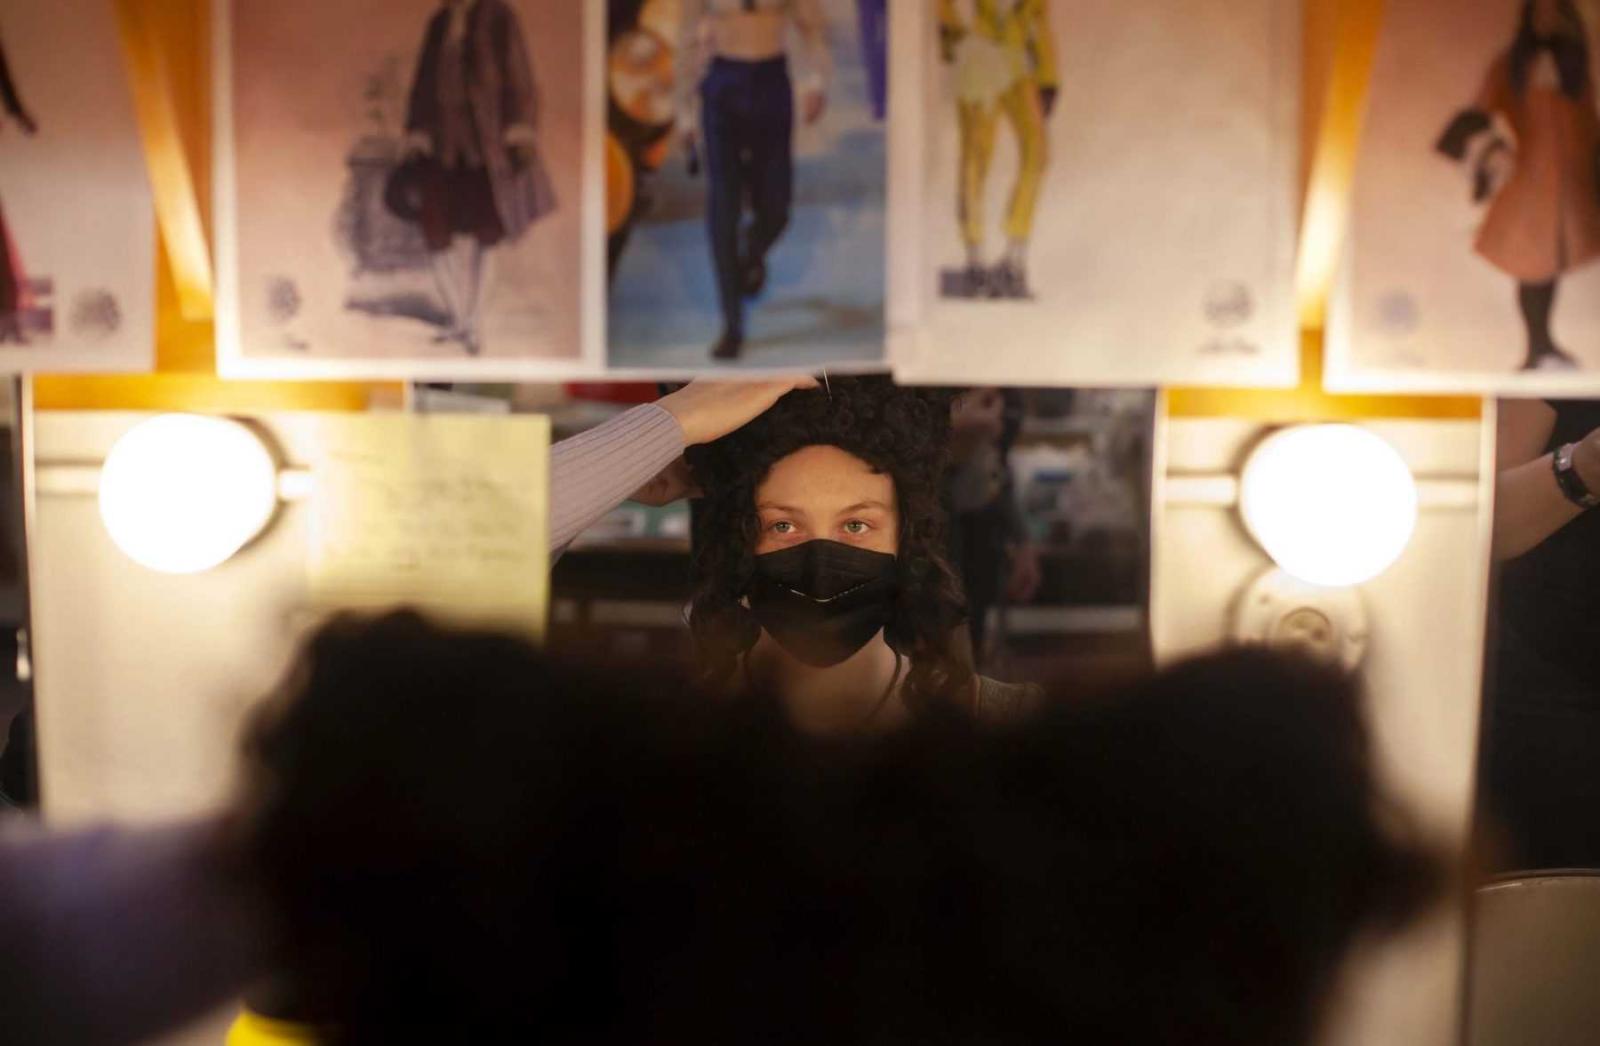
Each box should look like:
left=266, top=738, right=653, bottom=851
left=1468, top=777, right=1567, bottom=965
left=755, top=501, right=892, bottom=515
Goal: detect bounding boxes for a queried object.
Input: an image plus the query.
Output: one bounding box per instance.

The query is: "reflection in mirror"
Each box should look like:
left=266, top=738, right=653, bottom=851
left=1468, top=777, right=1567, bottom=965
left=1480, top=397, right=1600, bottom=873
left=944, top=387, right=1152, bottom=685
left=1470, top=397, right=1600, bottom=1044
left=442, top=382, right=1154, bottom=700
left=0, top=378, right=32, bottom=808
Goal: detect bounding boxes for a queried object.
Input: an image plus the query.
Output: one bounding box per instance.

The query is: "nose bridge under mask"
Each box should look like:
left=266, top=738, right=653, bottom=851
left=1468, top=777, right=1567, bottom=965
left=759, top=538, right=896, bottom=600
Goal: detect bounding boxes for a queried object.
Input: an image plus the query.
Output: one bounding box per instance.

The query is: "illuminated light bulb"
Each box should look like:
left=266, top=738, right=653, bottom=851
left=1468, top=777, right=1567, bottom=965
left=98, top=414, right=278, bottom=574
left=1238, top=424, right=1418, bottom=588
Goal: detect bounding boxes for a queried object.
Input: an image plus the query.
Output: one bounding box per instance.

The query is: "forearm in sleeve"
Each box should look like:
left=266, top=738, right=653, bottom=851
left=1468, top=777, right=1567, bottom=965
left=0, top=816, right=260, bottom=1046
left=549, top=404, right=686, bottom=553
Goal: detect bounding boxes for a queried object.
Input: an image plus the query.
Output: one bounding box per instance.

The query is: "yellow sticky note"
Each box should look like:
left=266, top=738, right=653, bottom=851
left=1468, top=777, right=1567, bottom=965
left=307, top=414, right=550, bottom=638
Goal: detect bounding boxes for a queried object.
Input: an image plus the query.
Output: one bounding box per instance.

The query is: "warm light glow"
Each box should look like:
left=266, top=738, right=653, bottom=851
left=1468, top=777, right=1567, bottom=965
left=98, top=414, right=278, bottom=574
left=1239, top=424, right=1417, bottom=588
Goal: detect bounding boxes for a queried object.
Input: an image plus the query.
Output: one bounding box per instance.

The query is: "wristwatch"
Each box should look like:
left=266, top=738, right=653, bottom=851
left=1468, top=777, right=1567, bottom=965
left=1552, top=442, right=1600, bottom=509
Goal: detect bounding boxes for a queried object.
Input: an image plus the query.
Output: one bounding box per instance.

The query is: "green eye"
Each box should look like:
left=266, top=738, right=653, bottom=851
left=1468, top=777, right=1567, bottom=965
left=843, top=520, right=869, bottom=535
left=771, top=521, right=794, bottom=534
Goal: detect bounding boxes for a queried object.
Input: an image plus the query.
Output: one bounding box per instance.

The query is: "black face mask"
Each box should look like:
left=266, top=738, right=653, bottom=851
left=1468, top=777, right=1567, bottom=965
left=746, top=540, right=898, bottom=668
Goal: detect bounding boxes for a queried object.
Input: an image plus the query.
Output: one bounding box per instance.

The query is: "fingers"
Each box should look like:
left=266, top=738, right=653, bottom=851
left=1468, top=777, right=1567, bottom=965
left=659, top=376, right=825, bottom=444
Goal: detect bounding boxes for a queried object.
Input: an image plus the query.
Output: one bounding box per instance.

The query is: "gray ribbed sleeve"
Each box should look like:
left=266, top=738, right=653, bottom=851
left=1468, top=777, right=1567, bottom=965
left=549, top=403, right=686, bottom=553
left=0, top=816, right=259, bottom=1044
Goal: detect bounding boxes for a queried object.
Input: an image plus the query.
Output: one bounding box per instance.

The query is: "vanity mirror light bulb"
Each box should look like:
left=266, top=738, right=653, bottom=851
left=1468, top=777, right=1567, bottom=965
left=98, top=414, right=278, bottom=574
left=1239, top=424, right=1418, bottom=589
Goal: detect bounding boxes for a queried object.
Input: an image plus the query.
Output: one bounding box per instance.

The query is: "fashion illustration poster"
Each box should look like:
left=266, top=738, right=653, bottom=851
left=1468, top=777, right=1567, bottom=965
left=0, top=0, right=152, bottom=372
left=216, top=0, right=600, bottom=378
left=889, top=0, right=1298, bottom=387
left=1331, top=0, right=1600, bottom=392
left=605, top=0, right=887, bottom=372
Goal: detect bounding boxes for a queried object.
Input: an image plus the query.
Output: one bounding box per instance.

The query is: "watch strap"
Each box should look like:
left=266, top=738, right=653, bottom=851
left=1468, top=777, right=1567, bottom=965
left=1552, top=442, right=1600, bottom=509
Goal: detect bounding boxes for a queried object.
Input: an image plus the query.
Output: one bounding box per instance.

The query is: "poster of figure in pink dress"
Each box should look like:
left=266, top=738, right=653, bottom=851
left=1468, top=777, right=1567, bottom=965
left=1331, top=0, right=1600, bottom=392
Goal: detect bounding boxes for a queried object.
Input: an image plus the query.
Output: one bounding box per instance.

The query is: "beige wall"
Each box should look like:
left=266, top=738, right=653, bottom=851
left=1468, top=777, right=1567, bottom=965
left=1152, top=413, right=1491, bottom=1046
left=30, top=412, right=327, bottom=826
left=30, top=412, right=340, bottom=1042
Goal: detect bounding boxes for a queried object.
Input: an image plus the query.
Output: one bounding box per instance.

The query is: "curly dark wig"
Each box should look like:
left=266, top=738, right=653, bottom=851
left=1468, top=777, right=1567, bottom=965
left=684, top=376, right=972, bottom=713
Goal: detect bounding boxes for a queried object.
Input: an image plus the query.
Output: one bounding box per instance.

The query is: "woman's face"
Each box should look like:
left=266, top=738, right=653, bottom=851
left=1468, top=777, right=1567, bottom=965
left=754, top=445, right=900, bottom=556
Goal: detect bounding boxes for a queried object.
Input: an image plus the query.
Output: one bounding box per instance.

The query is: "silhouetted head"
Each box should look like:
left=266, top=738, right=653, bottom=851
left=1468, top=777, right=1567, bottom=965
left=237, top=614, right=1439, bottom=1044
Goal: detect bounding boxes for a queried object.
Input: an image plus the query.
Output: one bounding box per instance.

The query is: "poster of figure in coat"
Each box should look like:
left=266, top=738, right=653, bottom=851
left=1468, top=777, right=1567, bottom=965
left=216, top=0, right=600, bottom=378
left=889, top=0, right=1298, bottom=387
left=605, top=0, right=887, bottom=372
left=1330, top=0, right=1600, bottom=392
left=0, top=0, right=152, bottom=372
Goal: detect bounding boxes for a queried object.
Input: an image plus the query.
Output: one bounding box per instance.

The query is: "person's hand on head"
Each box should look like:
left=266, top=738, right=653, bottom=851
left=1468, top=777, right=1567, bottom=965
left=657, top=376, right=820, bottom=446
left=629, top=456, right=699, bottom=506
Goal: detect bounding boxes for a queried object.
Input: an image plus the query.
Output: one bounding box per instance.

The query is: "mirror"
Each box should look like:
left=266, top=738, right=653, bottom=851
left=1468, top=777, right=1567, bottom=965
left=1468, top=397, right=1600, bottom=1044
left=458, top=382, right=1155, bottom=690
left=1478, top=397, right=1600, bottom=873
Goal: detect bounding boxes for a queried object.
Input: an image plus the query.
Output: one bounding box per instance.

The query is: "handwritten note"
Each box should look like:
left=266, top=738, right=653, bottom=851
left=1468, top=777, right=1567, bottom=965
left=307, top=415, right=550, bottom=636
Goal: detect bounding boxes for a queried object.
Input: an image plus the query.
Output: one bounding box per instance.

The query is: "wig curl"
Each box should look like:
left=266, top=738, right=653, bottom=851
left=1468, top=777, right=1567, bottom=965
left=684, top=376, right=971, bottom=713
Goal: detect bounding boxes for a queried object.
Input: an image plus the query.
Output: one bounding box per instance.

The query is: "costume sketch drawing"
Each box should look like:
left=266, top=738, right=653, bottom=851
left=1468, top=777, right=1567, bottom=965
left=894, top=0, right=1297, bottom=388
left=1436, top=0, right=1600, bottom=372
left=1333, top=0, right=1600, bottom=389
left=938, top=0, right=1057, bottom=301
left=219, top=0, right=586, bottom=377
left=387, top=0, right=555, bottom=356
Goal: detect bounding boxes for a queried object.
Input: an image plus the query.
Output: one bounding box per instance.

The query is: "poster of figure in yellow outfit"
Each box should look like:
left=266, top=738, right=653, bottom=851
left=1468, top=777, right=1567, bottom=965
left=940, top=0, right=1056, bottom=300
left=889, top=0, right=1299, bottom=387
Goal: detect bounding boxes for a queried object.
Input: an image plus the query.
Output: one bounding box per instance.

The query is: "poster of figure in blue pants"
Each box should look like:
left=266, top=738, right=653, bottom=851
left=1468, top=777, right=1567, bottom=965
left=606, top=0, right=887, bottom=371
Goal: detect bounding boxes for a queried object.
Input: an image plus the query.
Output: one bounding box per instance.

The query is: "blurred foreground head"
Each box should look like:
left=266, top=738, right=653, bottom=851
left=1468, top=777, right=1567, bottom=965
left=239, top=612, right=1439, bottom=1045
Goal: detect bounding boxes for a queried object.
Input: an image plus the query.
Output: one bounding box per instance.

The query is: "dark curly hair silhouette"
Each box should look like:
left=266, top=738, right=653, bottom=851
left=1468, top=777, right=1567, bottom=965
left=683, top=376, right=972, bottom=713
left=234, top=613, right=1443, bottom=1045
